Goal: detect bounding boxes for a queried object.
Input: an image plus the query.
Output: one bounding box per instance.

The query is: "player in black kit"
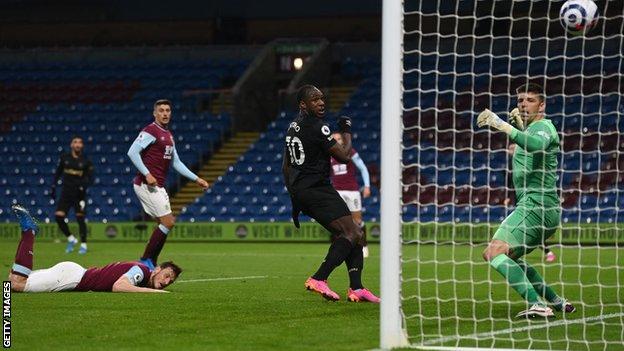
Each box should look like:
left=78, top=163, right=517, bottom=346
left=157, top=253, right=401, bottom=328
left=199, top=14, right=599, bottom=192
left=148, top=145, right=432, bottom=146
left=283, top=85, right=379, bottom=302
left=51, top=136, right=94, bottom=254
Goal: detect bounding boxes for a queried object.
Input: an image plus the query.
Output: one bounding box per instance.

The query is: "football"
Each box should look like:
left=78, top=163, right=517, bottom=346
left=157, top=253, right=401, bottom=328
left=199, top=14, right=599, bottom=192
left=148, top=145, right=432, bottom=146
left=559, top=0, right=599, bottom=35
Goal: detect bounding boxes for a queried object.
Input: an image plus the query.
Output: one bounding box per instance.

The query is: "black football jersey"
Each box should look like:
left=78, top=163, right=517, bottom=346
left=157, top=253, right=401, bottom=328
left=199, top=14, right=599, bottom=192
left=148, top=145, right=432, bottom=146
left=54, top=153, right=94, bottom=190
left=284, top=112, right=336, bottom=192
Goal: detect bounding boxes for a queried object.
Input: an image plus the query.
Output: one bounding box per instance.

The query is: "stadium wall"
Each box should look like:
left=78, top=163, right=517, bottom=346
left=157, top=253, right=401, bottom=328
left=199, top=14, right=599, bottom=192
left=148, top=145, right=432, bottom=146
left=0, top=18, right=380, bottom=47
left=0, top=45, right=258, bottom=65
left=0, top=222, right=620, bottom=244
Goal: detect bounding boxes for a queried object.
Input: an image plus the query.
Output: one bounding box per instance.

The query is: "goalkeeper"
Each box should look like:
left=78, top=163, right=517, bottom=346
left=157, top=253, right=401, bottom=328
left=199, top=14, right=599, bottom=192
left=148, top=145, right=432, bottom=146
left=477, top=83, right=575, bottom=319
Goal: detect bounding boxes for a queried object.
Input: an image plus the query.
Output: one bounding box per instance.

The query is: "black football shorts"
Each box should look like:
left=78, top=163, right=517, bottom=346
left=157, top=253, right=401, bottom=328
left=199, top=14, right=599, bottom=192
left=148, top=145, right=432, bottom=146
left=56, top=188, right=87, bottom=215
left=290, top=184, right=351, bottom=231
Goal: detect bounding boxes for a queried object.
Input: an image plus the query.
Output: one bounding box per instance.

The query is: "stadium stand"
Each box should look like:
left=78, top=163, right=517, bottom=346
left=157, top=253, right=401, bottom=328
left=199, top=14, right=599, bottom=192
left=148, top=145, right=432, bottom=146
left=2, top=42, right=622, bottom=225
left=0, top=58, right=249, bottom=222
left=180, top=44, right=623, bottom=224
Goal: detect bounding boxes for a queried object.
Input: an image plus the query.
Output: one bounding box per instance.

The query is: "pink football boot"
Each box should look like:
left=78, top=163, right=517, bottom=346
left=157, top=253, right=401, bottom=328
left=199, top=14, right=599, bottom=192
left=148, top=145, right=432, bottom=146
left=545, top=250, right=556, bottom=263
left=305, top=277, right=340, bottom=301
left=347, top=288, right=380, bottom=303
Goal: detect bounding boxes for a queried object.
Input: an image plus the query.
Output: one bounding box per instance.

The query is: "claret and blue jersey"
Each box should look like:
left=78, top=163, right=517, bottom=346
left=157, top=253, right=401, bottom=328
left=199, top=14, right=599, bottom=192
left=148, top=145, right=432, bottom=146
left=74, top=261, right=151, bottom=292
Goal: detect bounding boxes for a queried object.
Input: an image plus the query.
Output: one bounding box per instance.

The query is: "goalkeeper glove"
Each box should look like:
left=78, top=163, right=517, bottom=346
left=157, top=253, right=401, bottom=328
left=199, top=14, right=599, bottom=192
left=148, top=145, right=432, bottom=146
left=477, top=108, right=513, bottom=135
left=508, top=108, right=524, bottom=130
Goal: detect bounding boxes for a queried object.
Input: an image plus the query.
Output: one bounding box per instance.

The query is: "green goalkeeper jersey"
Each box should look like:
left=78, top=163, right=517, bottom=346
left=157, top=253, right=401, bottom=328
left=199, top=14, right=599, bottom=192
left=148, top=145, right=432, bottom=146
left=509, top=118, right=560, bottom=208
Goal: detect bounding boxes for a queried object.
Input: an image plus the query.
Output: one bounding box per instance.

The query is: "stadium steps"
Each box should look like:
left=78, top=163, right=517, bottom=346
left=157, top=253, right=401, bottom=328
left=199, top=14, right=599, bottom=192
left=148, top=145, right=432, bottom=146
left=210, top=91, right=234, bottom=115
left=170, top=132, right=260, bottom=214
left=327, top=86, right=356, bottom=112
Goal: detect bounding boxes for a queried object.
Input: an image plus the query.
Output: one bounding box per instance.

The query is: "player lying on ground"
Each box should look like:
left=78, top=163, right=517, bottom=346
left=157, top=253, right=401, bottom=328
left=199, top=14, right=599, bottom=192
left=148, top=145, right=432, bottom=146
left=7, top=204, right=181, bottom=293
left=283, top=85, right=379, bottom=303
left=127, top=99, right=209, bottom=270
left=477, top=83, right=575, bottom=318
left=330, top=132, right=372, bottom=258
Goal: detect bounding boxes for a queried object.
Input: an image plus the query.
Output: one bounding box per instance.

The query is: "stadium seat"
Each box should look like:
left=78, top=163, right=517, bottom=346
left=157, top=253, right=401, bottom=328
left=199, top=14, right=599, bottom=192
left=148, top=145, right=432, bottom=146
left=1, top=57, right=248, bottom=222
left=72, top=50, right=619, bottom=224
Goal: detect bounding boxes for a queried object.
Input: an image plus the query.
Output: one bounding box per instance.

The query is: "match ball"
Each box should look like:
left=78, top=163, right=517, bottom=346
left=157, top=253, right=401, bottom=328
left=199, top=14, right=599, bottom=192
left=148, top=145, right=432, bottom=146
left=559, top=0, right=599, bottom=36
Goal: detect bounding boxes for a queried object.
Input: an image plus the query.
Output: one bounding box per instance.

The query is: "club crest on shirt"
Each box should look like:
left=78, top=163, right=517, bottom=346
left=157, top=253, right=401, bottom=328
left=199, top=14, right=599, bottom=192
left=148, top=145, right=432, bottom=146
left=536, top=131, right=550, bottom=140
left=288, top=122, right=300, bottom=132
left=332, top=163, right=348, bottom=175
left=164, top=145, right=173, bottom=159
left=321, top=125, right=330, bottom=136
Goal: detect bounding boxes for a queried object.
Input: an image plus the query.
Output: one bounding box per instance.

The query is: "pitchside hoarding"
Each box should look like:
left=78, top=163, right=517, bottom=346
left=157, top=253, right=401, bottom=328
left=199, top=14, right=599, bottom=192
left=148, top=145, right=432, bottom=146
left=0, top=222, right=621, bottom=244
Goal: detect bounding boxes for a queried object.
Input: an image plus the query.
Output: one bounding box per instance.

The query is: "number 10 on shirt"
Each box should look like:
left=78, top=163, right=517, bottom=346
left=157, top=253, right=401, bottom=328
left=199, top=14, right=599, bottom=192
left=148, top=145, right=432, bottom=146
left=285, top=136, right=305, bottom=165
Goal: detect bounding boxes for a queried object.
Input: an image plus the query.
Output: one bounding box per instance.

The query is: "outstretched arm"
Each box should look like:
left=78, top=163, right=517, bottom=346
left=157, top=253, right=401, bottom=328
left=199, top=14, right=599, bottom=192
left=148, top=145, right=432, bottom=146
left=352, top=153, right=370, bottom=188
left=127, top=132, right=154, bottom=176
left=112, top=266, right=168, bottom=293
left=127, top=132, right=158, bottom=186
left=509, top=129, right=551, bottom=152
left=172, top=147, right=198, bottom=181
left=172, top=147, right=209, bottom=189
left=353, top=152, right=371, bottom=198
left=112, top=276, right=168, bottom=293
left=477, top=109, right=551, bottom=153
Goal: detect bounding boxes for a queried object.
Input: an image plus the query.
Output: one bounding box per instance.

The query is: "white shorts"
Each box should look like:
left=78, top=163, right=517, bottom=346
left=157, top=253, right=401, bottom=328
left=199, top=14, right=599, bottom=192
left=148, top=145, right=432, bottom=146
left=24, top=261, right=86, bottom=293
left=133, top=183, right=172, bottom=218
left=337, top=190, right=362, bottom=212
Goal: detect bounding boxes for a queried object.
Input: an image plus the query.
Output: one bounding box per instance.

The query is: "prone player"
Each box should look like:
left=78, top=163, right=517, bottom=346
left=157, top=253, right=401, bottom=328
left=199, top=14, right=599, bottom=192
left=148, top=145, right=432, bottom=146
left=7, top=204, right=180, bottom=293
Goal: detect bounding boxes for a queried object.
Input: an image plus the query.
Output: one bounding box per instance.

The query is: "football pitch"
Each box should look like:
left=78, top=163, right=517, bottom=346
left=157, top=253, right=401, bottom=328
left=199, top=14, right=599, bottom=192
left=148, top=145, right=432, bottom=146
left=2, top=241, right=622, bottom=350
left=401, top=243, right=624, bottom=350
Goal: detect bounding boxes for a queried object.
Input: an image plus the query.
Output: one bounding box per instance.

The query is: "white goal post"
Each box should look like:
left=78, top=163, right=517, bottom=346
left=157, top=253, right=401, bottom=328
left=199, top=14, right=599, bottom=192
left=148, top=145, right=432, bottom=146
left=380, top=1, right=624, bottom=350
left=380, top=0, right=408, bottom=349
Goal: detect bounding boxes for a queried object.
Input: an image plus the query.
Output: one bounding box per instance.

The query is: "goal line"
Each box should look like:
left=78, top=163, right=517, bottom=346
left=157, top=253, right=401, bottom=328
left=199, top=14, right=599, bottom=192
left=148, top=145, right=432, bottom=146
left=419, top=312, right=624, bottom=348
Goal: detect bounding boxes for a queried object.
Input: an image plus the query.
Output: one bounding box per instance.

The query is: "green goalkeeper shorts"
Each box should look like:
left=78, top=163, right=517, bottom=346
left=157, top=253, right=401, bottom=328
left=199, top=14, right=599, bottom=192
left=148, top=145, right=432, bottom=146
left=492, top=199, right=561, bottom=258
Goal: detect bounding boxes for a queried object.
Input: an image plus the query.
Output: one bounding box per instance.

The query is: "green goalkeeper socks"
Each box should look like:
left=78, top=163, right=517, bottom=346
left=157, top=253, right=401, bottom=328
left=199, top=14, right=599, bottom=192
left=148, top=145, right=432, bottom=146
left=490, top=254, right=540, bottom=304
left=516, top=259, right=561, bottom=304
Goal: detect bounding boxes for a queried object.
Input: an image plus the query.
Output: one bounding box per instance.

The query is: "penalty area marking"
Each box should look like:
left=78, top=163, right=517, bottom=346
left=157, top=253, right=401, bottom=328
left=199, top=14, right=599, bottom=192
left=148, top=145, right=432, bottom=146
left=177, top=275, right=269, bottom=284
left=419, top=312, right=624, bottom=347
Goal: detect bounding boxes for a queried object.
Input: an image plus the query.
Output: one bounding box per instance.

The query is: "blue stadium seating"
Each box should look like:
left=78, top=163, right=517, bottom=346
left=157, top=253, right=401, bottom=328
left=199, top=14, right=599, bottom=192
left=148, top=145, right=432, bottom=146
left=180, top=51, right=623, bottom=223
left=2, top=48, right=622, bottom=224
left=0, top=58, right=248, bottom=222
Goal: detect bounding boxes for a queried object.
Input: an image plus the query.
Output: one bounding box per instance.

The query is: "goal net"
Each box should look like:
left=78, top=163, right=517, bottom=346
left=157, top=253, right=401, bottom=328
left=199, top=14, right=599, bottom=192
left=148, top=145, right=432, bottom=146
left=380, top=1, right=624, bottom=350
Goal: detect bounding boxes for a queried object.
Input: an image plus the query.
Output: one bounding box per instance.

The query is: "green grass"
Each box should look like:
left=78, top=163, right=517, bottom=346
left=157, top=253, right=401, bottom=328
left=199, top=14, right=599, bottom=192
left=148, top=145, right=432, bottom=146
left=3, top=242, right=381, bottom=351
left=401, top=244, right=624, bottom=350
left=2, top=241, right=623, bottom=350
